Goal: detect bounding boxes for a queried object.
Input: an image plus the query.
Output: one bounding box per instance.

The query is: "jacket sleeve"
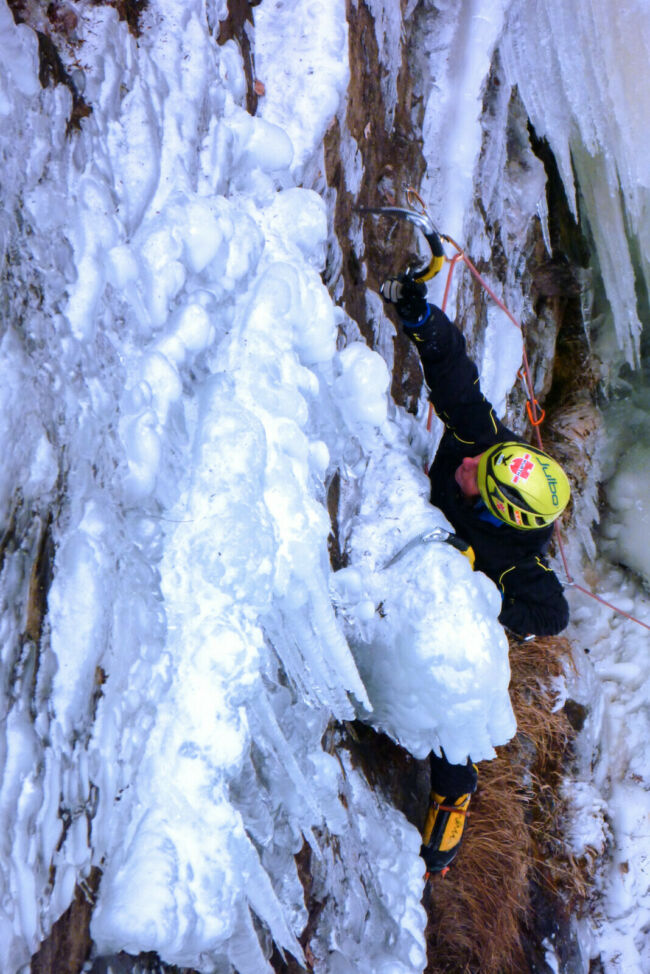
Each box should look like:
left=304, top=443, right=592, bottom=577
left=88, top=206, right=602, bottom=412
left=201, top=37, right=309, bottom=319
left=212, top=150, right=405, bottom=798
left=497, top=554, right=570, bottom=637
left=405, top=305, right=502, bottom=447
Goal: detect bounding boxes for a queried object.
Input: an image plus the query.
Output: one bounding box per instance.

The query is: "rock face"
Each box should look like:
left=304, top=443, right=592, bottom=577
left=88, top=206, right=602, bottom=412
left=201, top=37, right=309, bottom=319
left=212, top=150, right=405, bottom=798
left=323, top=0, right=429, bottom=411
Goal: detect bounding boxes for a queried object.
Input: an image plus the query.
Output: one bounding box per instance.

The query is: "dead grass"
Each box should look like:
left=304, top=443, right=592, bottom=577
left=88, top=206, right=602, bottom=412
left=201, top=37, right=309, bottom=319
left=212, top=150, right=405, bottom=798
left=424, top=635, right=584, bottom=974
left=425, top=761, right=531, bottom=973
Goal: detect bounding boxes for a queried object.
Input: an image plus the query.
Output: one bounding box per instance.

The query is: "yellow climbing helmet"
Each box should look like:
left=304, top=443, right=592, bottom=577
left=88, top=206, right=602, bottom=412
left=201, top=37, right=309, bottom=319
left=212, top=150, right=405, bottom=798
left=477, top=442, right=570, bottom=530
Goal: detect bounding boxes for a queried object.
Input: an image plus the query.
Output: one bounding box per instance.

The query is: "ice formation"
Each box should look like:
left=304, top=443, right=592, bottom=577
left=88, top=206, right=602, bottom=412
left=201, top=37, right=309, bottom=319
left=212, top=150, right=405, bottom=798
left=0, top=0, right=648, bottom=972
left=0, top=1, right=512, bottom=971
left=500, top=0, right=650, bottom=365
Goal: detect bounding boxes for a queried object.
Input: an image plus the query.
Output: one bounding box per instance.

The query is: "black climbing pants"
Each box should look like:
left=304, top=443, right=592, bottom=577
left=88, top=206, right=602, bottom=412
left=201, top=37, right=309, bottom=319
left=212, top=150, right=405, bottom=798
left=430, top=751, right=478, bottom=798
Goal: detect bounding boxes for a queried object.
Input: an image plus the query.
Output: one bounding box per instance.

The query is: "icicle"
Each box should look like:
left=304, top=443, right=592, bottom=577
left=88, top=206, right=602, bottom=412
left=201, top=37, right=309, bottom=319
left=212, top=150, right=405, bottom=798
left=226, top=903, right=277, bottom=974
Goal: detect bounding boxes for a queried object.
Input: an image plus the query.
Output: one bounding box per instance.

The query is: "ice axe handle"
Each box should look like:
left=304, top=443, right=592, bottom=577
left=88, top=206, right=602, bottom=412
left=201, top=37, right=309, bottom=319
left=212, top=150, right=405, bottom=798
left=413, top=231, right=445, bottom=283
left=444, top=533, right=476, bottom=568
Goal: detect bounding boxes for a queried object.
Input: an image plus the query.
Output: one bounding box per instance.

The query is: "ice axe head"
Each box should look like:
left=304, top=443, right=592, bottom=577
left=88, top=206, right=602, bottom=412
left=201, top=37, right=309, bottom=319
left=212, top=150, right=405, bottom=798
left=356, top=204, right=445, bottom=282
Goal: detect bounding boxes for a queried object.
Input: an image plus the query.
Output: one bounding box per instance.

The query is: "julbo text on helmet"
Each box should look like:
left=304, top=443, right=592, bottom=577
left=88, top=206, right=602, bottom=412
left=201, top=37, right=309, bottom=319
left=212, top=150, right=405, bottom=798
left=476, top=442, right=570, bottom=530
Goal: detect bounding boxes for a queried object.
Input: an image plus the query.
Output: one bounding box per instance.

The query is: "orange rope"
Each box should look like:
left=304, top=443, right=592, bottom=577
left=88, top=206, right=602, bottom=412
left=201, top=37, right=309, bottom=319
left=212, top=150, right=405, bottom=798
left=425, top=235, right=650, bottom=633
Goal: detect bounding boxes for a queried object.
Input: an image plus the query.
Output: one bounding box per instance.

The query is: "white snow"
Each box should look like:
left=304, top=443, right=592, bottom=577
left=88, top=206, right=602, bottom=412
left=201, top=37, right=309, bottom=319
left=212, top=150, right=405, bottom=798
left=565, top=572, right=650, bottom=974
left=599, top=384, right=650, bottom=586
left=0, top=1, right=510, bottom=971
left=333, top=438, right=516, bottom=764
left=0, top=0, right=648, bottom=972
left=420, top=0, right=511, bottom=297
left=253, top=0, right=349, bottom=180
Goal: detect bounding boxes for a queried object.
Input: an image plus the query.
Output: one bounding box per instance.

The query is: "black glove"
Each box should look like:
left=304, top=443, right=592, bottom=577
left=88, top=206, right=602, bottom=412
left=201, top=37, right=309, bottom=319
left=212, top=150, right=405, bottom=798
left=380, top=275, right=428, bottom=324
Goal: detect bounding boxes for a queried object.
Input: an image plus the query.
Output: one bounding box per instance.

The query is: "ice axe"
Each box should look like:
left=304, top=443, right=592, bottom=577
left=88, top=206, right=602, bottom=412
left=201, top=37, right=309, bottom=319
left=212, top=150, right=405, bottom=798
left=383, top=528, right=475, bottom=570
left=356, top=201, right=446, bottom=282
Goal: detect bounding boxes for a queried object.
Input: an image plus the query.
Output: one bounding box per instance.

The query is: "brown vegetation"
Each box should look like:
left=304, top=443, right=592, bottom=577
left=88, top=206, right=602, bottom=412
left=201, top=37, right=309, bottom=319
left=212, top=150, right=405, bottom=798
left=278, top=636, right=587, bottom=974
left=424, top=635, right=583, bottom=974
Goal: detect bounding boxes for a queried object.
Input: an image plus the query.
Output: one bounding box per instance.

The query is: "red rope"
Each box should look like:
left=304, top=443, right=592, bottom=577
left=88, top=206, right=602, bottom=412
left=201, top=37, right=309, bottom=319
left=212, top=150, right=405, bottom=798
left=426, top=238, right=650, bottom=633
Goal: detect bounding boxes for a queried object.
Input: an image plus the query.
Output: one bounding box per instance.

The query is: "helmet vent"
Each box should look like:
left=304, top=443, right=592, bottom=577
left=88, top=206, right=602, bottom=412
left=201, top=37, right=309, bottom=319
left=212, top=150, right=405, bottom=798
left=497, top=481, right=536, bottom=513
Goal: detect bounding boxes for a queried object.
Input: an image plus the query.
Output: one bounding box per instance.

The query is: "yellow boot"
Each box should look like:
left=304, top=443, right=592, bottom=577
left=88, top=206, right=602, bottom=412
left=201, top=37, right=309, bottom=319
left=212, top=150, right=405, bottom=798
left=421, top=785, right=475, bottom=876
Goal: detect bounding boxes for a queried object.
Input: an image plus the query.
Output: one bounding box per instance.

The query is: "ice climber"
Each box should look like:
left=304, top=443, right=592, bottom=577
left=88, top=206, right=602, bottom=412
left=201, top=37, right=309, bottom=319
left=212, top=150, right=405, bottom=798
left=381, top=274, right=572, bottom=875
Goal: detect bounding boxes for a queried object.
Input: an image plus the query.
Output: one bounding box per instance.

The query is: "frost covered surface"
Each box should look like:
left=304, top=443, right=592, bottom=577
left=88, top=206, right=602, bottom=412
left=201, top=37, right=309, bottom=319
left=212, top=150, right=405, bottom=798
left=1, top=0, right=649, bottom=972
left=599, top=383, right=650, bottom=586
left=253, top=0, right=349, bottom=180
left=565, top=572, right=650, bottom=974
left=0, top=1, right=512, bottom=971
left=500, top=0, right=650, bottom=364
left=569, top=384, right=650, bottom=974
left=333, top=438, right=515, bottom=764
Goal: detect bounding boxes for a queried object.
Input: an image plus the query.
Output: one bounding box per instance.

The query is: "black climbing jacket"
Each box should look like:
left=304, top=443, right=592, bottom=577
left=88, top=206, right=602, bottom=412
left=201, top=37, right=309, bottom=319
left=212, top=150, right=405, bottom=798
left=405, top=304, right=569, bottom=637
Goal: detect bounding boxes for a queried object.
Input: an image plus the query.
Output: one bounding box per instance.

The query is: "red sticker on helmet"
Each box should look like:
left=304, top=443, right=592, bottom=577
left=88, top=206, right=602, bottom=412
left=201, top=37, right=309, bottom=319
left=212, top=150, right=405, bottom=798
left=509, top=454, right=534, bottom=484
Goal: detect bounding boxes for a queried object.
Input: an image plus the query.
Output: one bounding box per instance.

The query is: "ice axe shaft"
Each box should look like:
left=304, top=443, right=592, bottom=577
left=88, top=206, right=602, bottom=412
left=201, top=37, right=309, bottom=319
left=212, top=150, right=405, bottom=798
left=383, top=529, right=475, bottom=570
